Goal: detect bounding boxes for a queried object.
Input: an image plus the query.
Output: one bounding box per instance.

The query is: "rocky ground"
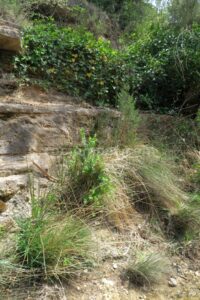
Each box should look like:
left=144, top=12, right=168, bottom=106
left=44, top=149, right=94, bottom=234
left=2, top=223, right=200, bottom=300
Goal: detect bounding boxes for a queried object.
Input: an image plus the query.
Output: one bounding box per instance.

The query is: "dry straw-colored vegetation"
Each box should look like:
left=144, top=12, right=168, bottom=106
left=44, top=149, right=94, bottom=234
left=125, top=251, right=169, bottom=286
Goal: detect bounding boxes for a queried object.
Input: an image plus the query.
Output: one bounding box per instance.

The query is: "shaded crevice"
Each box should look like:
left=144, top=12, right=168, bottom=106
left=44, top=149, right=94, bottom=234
left=0, top=192, right=16, bottom=202
left=0, top=112, right=16, bottom=121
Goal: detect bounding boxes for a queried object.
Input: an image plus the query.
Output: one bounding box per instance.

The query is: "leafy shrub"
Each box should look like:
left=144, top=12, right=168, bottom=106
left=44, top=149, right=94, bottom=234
left=15, top=21, right=126, bottom=105
left=17, top=196, right=91, bottom=274
left=125, top=22, right=200, bottom=113
left=118, top=0, right=157, bottom=34
left=125, top=252, right=169, bottom=286
left=60, top=129, right=112, bottom=209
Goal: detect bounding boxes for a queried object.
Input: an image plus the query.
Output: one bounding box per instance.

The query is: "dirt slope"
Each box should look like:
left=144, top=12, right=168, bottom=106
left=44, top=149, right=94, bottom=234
left=0, top=87, right=199, bottom=300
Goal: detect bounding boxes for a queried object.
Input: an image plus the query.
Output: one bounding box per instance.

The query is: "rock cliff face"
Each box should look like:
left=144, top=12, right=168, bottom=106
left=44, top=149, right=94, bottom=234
left=0, top=20, right=21, bottom=52
left=0, top=86, right=115, bottom=222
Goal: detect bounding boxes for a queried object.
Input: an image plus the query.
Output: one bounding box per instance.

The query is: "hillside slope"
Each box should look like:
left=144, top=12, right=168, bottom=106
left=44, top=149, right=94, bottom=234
left=0, top=86, right=199, bottom=300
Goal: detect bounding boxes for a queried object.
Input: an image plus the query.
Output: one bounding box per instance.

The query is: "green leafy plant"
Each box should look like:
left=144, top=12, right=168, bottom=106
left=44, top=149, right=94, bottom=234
left=62, top=129, right=112, bottom=209
left=125, top=22, right=200, bottom=114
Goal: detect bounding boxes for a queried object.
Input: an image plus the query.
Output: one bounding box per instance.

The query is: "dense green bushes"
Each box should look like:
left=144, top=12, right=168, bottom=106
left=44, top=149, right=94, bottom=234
left=125, top=22, right=200, bottom=113
left=14, top=19, right=200, bottom=113
left=15, top=21, right=126, bottom=105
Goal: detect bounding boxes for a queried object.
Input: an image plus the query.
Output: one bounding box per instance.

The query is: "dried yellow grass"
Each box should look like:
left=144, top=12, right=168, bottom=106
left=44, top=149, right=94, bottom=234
left=103, top=145, right=188, bottom=221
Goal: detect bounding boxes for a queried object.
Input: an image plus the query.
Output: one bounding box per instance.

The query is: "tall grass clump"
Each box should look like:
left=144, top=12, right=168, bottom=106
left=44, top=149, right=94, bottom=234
left=16, top=195, right=92, bottom=278
left=173, top=198, right=200, bottom=241
left=104, top=144, right=200, bottom=241
left=0, top=260, right=36, bottom=289
left=125, top=251, right=169, bottom=287
left=173, top=151, right=200, bottom=241
left=105, top=145, right=187, bottom=215
left=103, top=145, right=192, bottom=237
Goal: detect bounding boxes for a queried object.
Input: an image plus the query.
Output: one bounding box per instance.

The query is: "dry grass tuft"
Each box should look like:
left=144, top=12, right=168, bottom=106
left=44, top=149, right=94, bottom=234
left=104, top=180, right=136, bottom=231
left=125, top=251, right=169, bottom=287
left=104, top=145, right=187, bottom=214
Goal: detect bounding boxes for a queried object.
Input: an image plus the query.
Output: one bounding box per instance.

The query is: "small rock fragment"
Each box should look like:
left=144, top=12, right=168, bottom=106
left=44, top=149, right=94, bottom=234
left=139, top=295, right=146, bottom=300
left=168, top=277, right=177, bottom=287
left=101, top=278, right=115, bottom=287
left=83, top=269, right=88, bottom=273
left=195, top=271, right=200, bottom=277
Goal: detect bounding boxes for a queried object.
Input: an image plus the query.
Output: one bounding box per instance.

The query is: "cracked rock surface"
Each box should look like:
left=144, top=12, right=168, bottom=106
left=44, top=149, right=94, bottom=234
left=0, top=86, right=116, bottom=221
